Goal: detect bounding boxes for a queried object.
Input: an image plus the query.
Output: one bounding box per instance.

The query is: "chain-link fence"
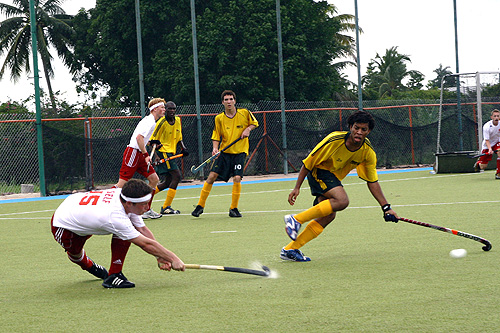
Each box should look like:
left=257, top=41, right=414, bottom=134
left=2, top=98, right=499, bottom=196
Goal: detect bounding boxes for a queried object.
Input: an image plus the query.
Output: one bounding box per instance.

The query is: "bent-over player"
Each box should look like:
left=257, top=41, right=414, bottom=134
left=281, top=110, right=398, bottom=262
left=51, top=179, right=185, bottom=288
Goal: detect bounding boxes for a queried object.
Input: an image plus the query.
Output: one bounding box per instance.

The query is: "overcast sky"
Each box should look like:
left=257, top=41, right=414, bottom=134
left=1, top=0, right=499, bottom=104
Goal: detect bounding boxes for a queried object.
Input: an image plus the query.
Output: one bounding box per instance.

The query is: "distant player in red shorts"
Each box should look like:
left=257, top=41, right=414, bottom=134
left=474, top=109, right=500, bottom=179
left=114, top=98, right=166, bottom=218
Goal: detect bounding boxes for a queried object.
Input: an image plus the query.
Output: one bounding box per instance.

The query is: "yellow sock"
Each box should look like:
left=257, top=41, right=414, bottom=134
left=294, top=199, right=333, bottom=223
left=162, top=188, right=177, bottom=209
left=284, top=220, right=324, bottom=250
left=197, top=182, right=213, bottom=207
left=154, top=186, right=160, bottom=195
left=230, top=182, right=241, bottom=209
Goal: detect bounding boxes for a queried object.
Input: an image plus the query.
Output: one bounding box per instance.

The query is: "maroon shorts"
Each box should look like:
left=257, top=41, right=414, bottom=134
left=118, top=146, right=156, bottom=181
left=478, top=142, right=500, bottom=164
left=51, top=216, right=91, bottom=254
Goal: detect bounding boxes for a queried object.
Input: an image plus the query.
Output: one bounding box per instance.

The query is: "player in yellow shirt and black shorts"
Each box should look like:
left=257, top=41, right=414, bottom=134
left=150, top=101, right=188, bottom=215
left=191, top=90, right=259, bottom=218
left=281, top=110, right=399, bottom=261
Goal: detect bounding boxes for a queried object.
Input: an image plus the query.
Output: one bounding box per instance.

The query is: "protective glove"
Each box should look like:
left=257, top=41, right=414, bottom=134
left=382, top=204, right=398, bottom=223
left=384, top=213, right=398, bottom=223
left=181, top=149, right=189, bottom=157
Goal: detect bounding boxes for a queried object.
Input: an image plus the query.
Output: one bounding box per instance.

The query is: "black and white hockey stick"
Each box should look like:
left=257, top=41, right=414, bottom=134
left=398, top=217, right=492, bottom=251
left=184, top=264, right=271, bottom=277
left=190, top=137, right=242, bottom=174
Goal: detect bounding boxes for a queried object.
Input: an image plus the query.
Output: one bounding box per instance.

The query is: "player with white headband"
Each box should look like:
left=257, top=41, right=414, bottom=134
left=51, top=179, right=185, bottom=289
left=114, top=97, right=166, bottom=220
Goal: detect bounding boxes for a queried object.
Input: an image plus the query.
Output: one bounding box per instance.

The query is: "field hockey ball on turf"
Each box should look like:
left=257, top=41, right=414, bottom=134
left=449, top=249, right=467, bottom=258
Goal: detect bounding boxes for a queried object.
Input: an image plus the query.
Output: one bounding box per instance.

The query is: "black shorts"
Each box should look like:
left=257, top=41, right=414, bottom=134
left=211, top=152, right=246, bottom=182
left=306, top=168, right=343, bottom=200
left=154, top=152, right=180, bottom=175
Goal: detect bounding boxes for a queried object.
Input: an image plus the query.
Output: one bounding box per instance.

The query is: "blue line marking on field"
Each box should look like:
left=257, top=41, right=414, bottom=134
left=0, top=167, right=433, bottom=204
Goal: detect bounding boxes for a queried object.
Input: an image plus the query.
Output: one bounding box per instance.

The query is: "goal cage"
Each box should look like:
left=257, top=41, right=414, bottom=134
left=435, top=71, right=500, bottom=173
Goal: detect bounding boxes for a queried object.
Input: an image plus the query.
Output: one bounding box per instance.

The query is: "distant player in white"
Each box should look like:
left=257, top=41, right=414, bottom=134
left=51, top=179, right=185, bottom=288
left=115, top=97, right=166, bottom=219
left=474, top=109, right=500, bottom=178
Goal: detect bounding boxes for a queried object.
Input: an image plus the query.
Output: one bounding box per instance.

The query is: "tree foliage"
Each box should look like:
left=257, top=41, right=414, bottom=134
left=362, top=46, right=424, bottom=99
left=426, top=64, right=455, bottom=89
left=70, top=0, right=352, bottom=105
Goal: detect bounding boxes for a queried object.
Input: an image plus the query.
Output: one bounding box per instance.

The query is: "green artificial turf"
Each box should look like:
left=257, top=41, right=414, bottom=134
left=1, top=169, right=499, bottom=332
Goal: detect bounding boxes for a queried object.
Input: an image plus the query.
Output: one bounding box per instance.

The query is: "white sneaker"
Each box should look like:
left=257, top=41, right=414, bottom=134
left=142, top=209, right=162, bottom=219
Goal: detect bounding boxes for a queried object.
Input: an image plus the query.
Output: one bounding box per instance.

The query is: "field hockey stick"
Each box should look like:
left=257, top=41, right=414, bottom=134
left=398, top=217, right=492, bottom=251
left=190, top=137, right=242, bottom=174
left=153, top=153, right=184, bottom=166
left=184, top=264, right=270, bottom=277
left=468, top=150, right=498, bottom=158
left=147, top=140, right=162, bottom=172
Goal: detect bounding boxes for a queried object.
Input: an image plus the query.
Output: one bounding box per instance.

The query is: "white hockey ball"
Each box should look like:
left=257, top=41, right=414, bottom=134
left=449, top=249, right=467, bottom=259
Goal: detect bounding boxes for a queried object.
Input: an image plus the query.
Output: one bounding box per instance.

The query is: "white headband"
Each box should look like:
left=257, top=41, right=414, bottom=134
left=149, top=102, right=164, bottom=111
left=120, top=192, right=152, bottom=203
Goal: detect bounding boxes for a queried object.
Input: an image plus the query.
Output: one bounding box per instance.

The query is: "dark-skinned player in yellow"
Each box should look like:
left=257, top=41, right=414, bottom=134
left=281, top=110, right=399, bottom=261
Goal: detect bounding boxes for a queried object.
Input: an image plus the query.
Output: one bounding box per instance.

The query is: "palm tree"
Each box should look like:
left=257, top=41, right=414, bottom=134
left=0, top=0, right=75, bottom=113
left=363, top=46, right=423, bottom=98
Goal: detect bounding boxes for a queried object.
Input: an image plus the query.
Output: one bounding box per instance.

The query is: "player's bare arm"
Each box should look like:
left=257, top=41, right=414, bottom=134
left=288, top=165, right=309, bottom=205
left=367, top=181, right=398, bottom=218
left=241, top=124, right=256, bottom=138
left=212, top=140, right=220, bottom=155
left=130, top=234, right=185, bottom=271
left=136, top=134, right=151, bottom=164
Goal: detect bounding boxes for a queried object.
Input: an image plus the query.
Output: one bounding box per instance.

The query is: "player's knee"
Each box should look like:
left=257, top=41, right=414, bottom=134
left=330, top=197, right=349, bottom=211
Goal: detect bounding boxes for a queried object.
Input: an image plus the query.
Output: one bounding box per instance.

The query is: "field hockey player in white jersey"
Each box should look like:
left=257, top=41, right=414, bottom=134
left=51, top=179, right=185, bottom=289
left=474, top=109, right=500, bottom=178
left=114, top=97, right=166, bottom=219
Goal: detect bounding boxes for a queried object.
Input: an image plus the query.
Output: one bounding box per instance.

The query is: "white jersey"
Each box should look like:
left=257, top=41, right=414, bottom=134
left=482, top=120, right=500, bottom=149
left=128, top=114, right=156, bottom=150
left=52, top=188, right=145, bottom=240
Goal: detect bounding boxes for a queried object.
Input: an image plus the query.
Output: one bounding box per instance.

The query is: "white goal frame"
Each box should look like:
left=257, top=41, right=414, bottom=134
left=436, top=71, right=500, bottom=155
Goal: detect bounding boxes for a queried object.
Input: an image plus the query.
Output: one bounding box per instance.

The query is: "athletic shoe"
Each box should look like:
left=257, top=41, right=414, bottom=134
left=229, top=207, right=242, bottom=217
left=495, top=174, right=500, bottom=180
left=142, top=209, right=162, bottom=219
left=473, top=163, right=481, bottom=172
left=87, top=261, right=108, bottom=279
left=284, top=214, right=301, bottom=241
left=280, top=247, right=311, bottom=262
left=191, top=205, right=204, bottom=217
left=102, top=272, right=135, bottom=288
left=161, top=206, right=180, bottom=214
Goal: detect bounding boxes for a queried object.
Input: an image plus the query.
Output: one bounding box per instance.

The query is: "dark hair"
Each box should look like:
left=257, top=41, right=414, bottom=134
left=347, top=110, right=375, bottom=130
left=120, top=179, right=153, bottom=202
left=221, top=90, right=236, bottom=101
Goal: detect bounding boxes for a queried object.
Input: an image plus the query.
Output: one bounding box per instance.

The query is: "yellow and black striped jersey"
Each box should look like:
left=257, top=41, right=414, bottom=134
left=302, top=131, right=378, bottom=182
left=150, top=116, right=183, bottom=154
left=211, top=108, right=259, bottom=154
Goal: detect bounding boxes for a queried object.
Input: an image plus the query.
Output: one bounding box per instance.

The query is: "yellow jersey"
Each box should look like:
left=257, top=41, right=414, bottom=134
left=211, top=108, right=259, bottom=154
left=150, top=116, right=183, bottom=154
left=302, top=131, right=378, bottom=182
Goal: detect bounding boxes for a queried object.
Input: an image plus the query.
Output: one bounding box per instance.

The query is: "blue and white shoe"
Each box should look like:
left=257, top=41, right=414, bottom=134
left=284, top=214, right=301, bottom=240
left=280, top=247, right=311, bottom=262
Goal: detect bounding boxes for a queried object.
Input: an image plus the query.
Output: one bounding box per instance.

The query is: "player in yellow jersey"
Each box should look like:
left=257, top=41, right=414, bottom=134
left=150, top=101, right=188, bottom=215
left=191, top=90, right=259, bottom=217
left=281, top=110, right=399, bottom=261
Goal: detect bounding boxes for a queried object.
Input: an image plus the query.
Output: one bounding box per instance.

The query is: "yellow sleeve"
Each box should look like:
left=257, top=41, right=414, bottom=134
left=210, top=114, right=222, bottom=142
left=356, top=148, right=378, bottom=182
